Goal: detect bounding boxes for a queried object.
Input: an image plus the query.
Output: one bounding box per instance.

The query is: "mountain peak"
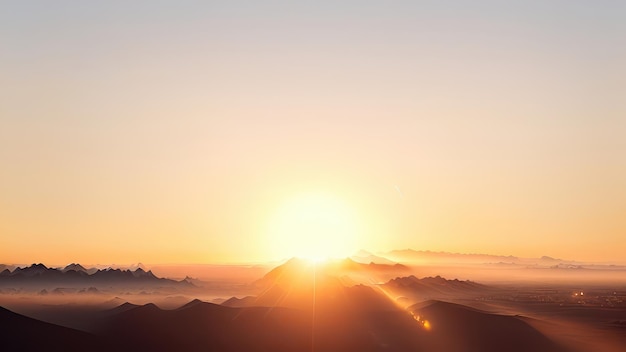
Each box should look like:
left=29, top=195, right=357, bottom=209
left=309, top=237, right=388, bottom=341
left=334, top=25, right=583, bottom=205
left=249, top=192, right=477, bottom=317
left=62, top=263, right=87, bottom=273
left=178, top=298, right=206, bottom=310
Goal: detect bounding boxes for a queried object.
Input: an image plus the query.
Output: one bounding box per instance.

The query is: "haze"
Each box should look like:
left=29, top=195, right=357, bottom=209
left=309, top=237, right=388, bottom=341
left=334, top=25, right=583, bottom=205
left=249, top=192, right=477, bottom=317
left=1, top=1, right=625, bottom=265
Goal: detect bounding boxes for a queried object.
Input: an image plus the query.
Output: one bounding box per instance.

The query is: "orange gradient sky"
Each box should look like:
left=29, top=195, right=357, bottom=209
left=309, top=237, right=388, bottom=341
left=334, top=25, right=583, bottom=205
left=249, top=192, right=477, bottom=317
left=1, top=1, right=625, bottom=265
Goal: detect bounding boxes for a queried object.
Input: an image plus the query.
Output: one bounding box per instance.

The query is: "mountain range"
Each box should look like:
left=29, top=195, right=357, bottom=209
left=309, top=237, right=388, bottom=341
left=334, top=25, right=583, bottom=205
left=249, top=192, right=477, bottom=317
left=0, top=263, right=193, bottom=290
left=0, top=297, right=568, bottom=352
left=0, top=257, right=575, bottom=351
left=381, top=249, right=575, bottom=266
left=381, top=275, right=500, bottom=306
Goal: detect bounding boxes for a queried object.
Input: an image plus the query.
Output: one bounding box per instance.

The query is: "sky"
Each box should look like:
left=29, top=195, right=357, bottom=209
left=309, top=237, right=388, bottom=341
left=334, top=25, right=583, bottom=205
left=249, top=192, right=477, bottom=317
left=1, top=1, right=625, bottom=265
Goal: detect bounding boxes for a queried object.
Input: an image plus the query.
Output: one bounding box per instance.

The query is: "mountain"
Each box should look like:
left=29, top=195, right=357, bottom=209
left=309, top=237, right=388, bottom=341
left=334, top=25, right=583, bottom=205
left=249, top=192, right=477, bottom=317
left=232, top=257, right=408, bottom=310
left=0, top=306, right=105, bottom=351
left=221, top=295, right=256, bottom=307
left=254, top=257, right=409, bottom=290
left=92, top=300, right=430, bottom=352
left=0, top=298, right=575, bottom=352
left=128, top=262, right=147, bottom=271
left=0, top=264, right=16, bottom=273
left=84, top=298, right=570, bottom=352
left=92, top=301, right=313, bottom=351
left=351, top=250, right=397, bottom=265
left=0, top=263, right=193, bottom=291
left=408, top=300, right=568, bottom=352
left=384, top=249, right=520, bottom=264
left=0, top=256, right=573, bottom=352
left=62, top=263, right=88, bottom=273
left=10, top=263, right=54, bottom=276
left=381, top=275, right=498, bottom=306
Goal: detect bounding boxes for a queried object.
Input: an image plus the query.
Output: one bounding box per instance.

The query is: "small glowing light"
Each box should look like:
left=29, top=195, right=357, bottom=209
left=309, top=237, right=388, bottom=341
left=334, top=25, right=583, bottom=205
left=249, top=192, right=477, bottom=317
left=580, top=291, right=584, bottom=296
left=423, top=320, right=431, bottom=330
left=410, top=311, right=432, bottom=331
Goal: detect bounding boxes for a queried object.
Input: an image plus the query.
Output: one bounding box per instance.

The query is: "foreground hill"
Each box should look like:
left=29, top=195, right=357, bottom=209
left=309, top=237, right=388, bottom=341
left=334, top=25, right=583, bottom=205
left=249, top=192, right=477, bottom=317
left=92, top=299, right=434, bottom=352
left=0, top=306, right=105, bottom=351
left=92, top=299, right=567, bottom=352
left=409, top=300, right=567, bottom=352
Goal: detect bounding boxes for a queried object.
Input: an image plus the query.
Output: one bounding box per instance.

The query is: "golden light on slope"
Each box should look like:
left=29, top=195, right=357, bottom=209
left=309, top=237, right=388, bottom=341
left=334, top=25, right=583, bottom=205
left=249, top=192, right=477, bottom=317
left=266, top=193, right=360, bottom=260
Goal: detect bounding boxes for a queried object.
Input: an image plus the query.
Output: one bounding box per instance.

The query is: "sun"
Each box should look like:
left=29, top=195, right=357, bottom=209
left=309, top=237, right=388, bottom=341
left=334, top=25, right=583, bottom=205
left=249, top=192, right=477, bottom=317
left=266, top=193, right=360, bottom=260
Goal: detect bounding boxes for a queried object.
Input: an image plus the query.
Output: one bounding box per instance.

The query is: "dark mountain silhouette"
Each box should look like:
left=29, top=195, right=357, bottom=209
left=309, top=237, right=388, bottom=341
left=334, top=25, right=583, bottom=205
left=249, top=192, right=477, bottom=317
left=62, top=263, right=87, bottom=273
left=91, top=299, right=431, bottom=352
left=0, top=297, right=573, bottom=352
left=408, top=300, right=568, bottom=352
left=381, top=275, right=499, bottom=305
left=221, top=295, right=257, bottom=307
left=82, top=297, right=570, bottom=352
left=0, top=263, right=193, bottom=290
left=92, top=301, right=313, bottom=351
left=10, top=263, right=52, bottom=276
left=0, top=306, right=105, bottom=351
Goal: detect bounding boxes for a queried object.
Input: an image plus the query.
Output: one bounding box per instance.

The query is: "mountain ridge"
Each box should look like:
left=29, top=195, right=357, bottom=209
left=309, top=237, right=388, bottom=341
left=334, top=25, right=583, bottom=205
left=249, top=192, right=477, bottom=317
left=0, top=263, right=193, bottom=290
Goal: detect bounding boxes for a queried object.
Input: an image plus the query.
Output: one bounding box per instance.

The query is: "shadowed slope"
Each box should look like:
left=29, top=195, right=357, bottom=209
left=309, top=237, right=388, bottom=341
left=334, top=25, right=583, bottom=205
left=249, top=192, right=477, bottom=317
left=95, top=302, right=310, bottom=351
left=0, top=306, right=104, bottom=352
left=92, top=298, right=572, bottom=352
left=409, top=300, right=569, bottom=352
left=94, top=300, right=429, bottom=352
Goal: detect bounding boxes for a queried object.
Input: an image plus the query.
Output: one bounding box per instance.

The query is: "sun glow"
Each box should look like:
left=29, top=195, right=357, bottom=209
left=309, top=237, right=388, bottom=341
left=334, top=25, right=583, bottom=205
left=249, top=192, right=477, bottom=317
left=266, top=193, right=360, bottom=260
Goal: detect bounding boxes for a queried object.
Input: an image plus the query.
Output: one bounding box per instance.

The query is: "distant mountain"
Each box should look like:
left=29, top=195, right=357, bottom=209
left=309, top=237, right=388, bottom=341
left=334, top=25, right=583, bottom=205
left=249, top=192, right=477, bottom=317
left=383, top=249, right=578, bottom=267
left=384, top=249, right=521, bottom=264
left=11, top=263, right=52, bottom=276
left=61, top=263, right=98, bottom=274
left=0, top=264, right=16, bottom=273
left=351, top=250, right=397, bottom=265
left=0, top=263, right=193, bottom=291
left=381, top=275, right=499, bottom=306
left=128, top=262, right=147, bottom=271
